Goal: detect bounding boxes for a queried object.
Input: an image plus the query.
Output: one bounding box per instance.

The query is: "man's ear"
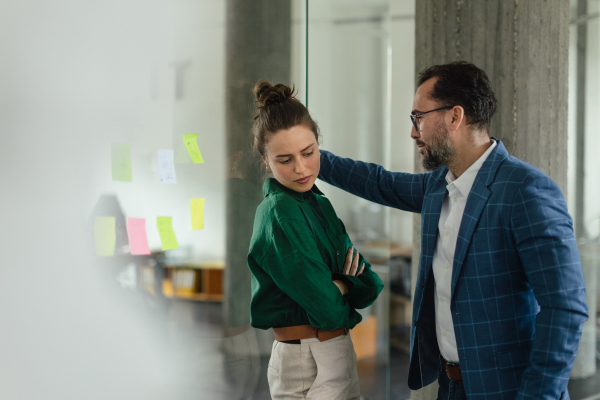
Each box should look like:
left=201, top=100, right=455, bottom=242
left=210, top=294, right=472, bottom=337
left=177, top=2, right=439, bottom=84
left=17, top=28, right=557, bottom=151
left=448, top=106, right=465, bottom=132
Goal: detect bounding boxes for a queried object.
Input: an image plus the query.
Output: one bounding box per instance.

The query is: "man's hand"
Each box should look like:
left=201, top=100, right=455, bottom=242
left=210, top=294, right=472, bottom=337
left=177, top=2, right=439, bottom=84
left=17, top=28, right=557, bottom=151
left=343, top=246, right=365, bottom=276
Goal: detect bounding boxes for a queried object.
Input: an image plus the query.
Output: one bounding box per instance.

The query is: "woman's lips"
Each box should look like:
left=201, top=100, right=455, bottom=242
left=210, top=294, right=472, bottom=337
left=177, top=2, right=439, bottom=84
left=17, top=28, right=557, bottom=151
left=295, top=176, right=311, bottom=184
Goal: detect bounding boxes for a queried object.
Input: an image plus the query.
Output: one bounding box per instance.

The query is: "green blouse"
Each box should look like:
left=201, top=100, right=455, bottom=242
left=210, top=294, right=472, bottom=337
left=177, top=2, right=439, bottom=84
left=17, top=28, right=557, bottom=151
left=247, top=178, right=384, bottom=331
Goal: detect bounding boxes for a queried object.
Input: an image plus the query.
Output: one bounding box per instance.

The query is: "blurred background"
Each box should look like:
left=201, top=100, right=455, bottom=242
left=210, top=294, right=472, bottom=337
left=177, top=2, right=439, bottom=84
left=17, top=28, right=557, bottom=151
left=1, top=0, right=599, bottom=399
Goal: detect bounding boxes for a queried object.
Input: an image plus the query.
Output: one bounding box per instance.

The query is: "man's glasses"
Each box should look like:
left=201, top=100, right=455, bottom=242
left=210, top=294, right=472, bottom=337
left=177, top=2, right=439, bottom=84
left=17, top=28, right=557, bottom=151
left=410, top=106, right=455, bottom=132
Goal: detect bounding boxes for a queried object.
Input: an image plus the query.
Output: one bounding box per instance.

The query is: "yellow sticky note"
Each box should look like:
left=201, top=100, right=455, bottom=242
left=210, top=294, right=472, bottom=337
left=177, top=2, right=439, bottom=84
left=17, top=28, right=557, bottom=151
left=111, top=143, right=132, bottom=182
left=94, top=216, right=116, bottom=256
left=191, top=198, right=205, bottom=230
left=183, top=134, right=204, bottom=163
left=157, top=216, right=179, bottom=251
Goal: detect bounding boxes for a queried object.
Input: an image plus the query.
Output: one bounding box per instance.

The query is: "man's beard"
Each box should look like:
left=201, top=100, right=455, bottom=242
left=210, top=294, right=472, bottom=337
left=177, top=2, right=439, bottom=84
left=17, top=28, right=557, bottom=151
left=421, top=122, right=455, bottom=171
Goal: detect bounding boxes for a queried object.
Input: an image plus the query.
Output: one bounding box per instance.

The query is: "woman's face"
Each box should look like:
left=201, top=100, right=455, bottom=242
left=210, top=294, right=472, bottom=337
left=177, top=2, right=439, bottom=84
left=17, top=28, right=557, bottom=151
left=263, top=125, right=320, bottom=193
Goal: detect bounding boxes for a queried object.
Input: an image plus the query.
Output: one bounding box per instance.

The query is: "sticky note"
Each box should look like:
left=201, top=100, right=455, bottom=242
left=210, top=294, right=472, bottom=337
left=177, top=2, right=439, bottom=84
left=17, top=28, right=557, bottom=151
left=191, top=198, right=205, bottom=230
left=94, top=216, right=116, bottom=256
left=111, top=143, right=132, bottom=182
left=127, top=217, right=151, bottom=255
left=183, top=134, right=204, bottom=163
left=157, top=216, right=179, bottom=250
left=157, top=149, right=177, bottom=184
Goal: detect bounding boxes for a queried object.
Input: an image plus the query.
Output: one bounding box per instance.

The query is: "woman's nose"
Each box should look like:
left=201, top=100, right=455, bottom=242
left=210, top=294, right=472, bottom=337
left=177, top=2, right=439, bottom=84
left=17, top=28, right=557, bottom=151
left=295, top=159, right=306, bottom=173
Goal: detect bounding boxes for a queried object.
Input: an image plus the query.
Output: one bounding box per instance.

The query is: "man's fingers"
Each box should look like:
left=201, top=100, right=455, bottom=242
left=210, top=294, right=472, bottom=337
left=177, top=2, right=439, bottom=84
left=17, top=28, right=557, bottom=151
left=343, top=247, right=354, bottom=274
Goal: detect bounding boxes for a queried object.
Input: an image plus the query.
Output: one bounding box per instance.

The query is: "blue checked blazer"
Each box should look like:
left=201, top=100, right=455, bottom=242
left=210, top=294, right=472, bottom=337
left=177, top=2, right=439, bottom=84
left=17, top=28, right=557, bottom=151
left=318, top=140, right=588, bottom=399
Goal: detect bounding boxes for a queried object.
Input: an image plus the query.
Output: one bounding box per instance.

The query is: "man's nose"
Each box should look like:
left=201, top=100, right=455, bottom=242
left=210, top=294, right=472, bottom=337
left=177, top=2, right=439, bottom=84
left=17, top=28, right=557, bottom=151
left=410, top=125, right=420, bottom=140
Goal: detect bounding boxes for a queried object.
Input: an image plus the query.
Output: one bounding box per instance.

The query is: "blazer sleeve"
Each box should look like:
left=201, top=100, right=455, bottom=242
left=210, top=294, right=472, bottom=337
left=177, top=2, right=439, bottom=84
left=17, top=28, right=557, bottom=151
left=511, top=173, right=589, bottom=399
left=318, top=150, right=428, bottom=213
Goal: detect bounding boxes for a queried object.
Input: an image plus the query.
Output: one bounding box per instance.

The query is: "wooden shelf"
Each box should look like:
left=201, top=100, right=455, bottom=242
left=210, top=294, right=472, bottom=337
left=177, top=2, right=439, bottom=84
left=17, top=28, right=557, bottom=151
left=164, top=291, right=224, bottom=302
left=152, top=266, right=224, bottom=303
left=164, top=260, right=224, bottom=270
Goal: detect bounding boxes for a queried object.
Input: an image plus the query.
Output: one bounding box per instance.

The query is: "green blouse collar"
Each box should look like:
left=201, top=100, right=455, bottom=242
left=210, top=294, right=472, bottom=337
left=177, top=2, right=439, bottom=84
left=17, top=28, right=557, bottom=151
left=262, top=177, right=325, bottom=202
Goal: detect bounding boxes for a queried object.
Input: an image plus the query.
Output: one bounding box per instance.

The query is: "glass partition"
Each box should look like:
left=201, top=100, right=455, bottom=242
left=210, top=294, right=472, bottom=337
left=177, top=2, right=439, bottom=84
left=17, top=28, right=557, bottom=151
left=307, top=1, right=393, bottom=398
left=85, top=1, right=308, bottom=398
left=2, top=0, right=419, bottom=398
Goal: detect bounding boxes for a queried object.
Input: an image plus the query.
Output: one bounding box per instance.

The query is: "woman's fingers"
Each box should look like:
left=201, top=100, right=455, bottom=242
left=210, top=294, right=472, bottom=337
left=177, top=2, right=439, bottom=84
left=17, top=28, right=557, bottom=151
left=343, top=247, right=354, bottom=275
left=357, top=264, right=365, bottom=276
left=349, top=249, right=360, bottom=276
left=343, top=247, right=364, bottom=276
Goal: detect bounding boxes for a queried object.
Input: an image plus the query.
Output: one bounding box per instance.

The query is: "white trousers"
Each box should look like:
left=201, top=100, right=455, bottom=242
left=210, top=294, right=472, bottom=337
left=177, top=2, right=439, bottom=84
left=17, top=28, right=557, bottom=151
left=267, top=333, right=360, bottom=400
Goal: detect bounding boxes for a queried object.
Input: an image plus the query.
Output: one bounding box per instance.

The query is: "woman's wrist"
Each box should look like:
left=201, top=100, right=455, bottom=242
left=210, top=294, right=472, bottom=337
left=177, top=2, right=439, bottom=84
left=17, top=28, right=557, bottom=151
left=333, top=279, right=348, bottom=296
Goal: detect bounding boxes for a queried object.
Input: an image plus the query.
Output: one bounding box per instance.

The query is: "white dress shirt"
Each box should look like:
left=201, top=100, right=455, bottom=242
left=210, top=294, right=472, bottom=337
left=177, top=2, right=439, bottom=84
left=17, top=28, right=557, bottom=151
left=432, top=139, right=497, bottom=363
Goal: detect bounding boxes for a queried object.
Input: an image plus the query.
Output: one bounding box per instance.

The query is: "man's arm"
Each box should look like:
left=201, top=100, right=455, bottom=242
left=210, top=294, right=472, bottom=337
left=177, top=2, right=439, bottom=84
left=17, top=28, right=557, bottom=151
left=511, top=173, right=589, bottom=399
left=319, top=150, right=428, bottom=213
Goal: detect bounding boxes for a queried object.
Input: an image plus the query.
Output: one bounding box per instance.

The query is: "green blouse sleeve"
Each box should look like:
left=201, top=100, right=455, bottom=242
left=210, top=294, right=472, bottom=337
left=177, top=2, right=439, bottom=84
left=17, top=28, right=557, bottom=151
left=261, top=217, right=362, bottom=331
left=331, top=222, right=384, bottom=310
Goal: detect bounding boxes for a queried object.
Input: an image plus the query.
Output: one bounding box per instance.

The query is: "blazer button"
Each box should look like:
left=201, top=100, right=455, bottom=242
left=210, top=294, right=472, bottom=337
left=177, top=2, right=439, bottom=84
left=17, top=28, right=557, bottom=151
left=336, top=251, right=339, bottom=256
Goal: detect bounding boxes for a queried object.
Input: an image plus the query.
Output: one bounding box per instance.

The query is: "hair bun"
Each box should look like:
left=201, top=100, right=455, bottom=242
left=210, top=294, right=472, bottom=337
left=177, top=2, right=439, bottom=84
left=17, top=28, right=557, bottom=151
left=254, top=79, right=295, bottom=110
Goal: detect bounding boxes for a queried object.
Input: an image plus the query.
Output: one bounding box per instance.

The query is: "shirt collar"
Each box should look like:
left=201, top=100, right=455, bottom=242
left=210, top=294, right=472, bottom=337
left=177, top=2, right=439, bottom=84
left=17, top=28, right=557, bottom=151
left=445, top=139, right=497, bottom=197
left=262, top=177, right=324, bottom=201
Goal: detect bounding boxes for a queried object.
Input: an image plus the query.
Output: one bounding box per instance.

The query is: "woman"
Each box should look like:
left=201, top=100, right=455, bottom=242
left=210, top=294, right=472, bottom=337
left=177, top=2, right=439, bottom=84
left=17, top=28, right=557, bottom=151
left=247, top=80, right=384, bottom=400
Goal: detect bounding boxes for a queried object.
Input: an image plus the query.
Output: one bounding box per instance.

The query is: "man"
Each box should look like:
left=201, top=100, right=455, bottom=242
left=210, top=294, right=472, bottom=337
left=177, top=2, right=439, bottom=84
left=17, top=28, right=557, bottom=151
left=318, top=61, right=588, bottom=399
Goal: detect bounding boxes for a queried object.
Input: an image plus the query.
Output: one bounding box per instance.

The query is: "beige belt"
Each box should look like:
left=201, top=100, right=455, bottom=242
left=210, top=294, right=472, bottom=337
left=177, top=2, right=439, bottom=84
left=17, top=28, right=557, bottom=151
left=273, top=324, right=349, bottom=342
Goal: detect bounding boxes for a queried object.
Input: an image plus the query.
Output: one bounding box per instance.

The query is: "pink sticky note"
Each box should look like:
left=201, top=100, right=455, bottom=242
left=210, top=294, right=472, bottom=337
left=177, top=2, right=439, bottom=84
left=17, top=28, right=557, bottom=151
left=127, top=217, right=151, bottom=255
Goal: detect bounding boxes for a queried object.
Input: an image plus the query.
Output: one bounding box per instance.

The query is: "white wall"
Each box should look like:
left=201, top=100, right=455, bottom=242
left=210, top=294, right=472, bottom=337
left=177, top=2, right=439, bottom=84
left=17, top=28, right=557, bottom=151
left=390, top=0, right=416, bottom=245
left=87, top=0, right=228, bottom=261
left=308, top=0, right=416, bottom=245
left=0, top=0, right=217, bottom=398
left=568, top=1, right=600, bottom=240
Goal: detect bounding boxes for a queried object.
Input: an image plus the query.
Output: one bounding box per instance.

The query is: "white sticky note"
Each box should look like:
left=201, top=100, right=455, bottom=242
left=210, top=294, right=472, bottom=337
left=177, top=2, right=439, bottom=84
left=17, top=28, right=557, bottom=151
left=158, top=149, right=177, bottom=184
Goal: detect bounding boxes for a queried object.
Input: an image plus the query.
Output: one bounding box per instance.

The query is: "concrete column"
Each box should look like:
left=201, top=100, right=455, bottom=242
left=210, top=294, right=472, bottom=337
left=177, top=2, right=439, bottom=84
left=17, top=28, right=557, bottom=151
left=224, top=0, right=291, bottom=356
left=412, top=0, right=574, bottom=396
left=225, top=0, right=291, bottom=168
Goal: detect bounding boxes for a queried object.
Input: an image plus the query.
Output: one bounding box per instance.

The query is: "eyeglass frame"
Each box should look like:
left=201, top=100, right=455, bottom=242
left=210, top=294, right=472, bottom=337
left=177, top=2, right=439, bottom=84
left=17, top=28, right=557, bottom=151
left=410, top=105, right=455, bottom=133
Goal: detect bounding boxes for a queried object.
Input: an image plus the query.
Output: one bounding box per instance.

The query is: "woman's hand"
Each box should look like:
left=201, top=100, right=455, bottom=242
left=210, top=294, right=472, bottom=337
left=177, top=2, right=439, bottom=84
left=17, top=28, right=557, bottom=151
left=343, top=247, right=365, bottom=277
left=333, top=280, right=348, bottom=296
left=332, top=247, right=365, bottom=296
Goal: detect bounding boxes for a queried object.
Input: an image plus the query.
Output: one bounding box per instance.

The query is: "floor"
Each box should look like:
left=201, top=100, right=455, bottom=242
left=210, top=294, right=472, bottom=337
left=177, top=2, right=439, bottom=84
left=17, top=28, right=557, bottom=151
left=153, top=299, right=598, bottom=400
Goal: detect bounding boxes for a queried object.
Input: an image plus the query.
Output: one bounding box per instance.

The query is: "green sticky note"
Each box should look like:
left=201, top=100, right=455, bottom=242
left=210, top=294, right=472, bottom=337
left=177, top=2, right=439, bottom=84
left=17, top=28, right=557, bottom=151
left=157, top=216, right=179, bottom=251
left=191, top=198, right=205, bottom=230
left=111, top=143, right=132, bottom=182
left=94, top=216, right=116, bottom=256
left=183, top=134, right=204, bottom=163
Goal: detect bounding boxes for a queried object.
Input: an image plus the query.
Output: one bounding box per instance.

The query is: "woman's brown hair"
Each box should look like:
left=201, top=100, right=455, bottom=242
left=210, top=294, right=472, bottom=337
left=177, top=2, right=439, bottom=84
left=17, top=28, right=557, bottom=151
left=252, top=79, right=320, bottom=157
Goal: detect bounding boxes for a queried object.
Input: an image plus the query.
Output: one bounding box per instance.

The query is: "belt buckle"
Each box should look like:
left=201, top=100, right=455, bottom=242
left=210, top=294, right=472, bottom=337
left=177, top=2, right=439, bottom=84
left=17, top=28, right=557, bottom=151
left=445, top=361, right=458, bottom=369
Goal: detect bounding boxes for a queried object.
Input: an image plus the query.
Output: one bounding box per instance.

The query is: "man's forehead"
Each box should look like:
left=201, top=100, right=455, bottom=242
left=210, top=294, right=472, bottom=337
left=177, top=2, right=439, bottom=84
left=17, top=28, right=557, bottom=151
left=413, top=77, right=438, bottom=110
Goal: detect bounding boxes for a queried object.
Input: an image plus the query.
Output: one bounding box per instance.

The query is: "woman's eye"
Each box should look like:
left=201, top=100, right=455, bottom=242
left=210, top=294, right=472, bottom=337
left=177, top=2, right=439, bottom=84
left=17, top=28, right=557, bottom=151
left=304, top=152, right=313, bottom=157
left=280, top=159, right=291, bottom=164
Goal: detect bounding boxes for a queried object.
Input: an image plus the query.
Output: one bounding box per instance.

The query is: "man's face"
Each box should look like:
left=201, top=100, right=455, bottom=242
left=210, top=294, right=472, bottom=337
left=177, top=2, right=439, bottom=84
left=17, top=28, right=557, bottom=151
left=410, top=77, right=455, bottom=171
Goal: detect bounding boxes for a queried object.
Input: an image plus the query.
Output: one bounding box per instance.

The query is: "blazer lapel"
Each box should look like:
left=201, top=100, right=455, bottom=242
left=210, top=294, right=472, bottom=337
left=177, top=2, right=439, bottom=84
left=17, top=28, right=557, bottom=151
left=450, top=139, right=509, bottom=299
